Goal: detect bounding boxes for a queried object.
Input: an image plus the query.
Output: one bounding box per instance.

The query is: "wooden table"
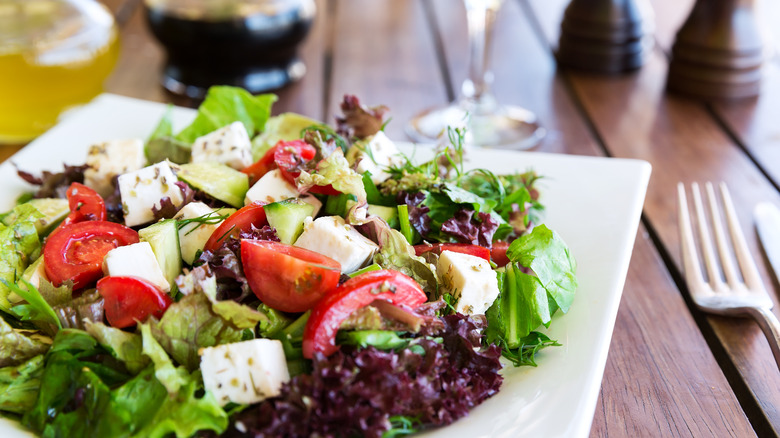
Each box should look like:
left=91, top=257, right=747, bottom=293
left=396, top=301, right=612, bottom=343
left=6, top=0, right=780, bottom=436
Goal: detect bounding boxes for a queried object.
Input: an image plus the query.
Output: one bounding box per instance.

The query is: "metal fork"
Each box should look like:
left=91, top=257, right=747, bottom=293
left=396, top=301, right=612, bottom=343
left=678, top=182, right=780, bottom=371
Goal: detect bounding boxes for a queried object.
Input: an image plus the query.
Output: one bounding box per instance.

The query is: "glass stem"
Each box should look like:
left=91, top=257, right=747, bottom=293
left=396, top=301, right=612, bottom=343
left=462, top=0, right=501, bottom=103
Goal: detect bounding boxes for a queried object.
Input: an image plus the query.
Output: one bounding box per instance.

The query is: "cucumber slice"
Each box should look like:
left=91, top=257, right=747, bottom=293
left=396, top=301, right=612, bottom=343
left=367, top=204, right=399, bottom=228
left=264, top=199, right=315, bottom=244
left=3, top=198, right=69, bottom=235
left=178, top=162, right=249, bottom=208
left=138, top=219, right=182, bottom=284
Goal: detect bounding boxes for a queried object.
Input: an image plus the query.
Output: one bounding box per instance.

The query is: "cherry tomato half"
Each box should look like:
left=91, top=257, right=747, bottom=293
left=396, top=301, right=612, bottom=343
left=302, top=269, right=427, bottom=358
left=413, top=243, right=491, bottom=262
left=203, top=201, right=268, bottom=252
left=44, top=221, right=139, bottom=289
left=274, top=140, right=317, bottom=184
left=97, top=276, right=172, bottom=328
left=490, top=241, right=511, bottom=267
left=242, top=140, right=316, bottom=186
left=241, top=240, right=341, bottom=313
left=55, top=183, right=107, bottom=232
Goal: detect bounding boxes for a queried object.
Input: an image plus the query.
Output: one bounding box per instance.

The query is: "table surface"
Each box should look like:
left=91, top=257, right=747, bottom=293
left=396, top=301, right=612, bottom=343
left=6, top=0, right=780, bottom=436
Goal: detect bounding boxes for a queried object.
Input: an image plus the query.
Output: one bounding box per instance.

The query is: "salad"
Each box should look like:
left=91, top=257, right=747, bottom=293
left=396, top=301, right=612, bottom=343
left=0, top=87, right=577, bottom=438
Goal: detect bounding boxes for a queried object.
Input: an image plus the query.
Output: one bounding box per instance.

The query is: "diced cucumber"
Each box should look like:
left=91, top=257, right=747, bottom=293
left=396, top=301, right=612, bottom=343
left=178, top=162, right=249, bottom=208
left=324, top=193, right=357, bottom=217
left=264, top=199, right=315, bottom=244
left=367, top=204, right=398, bottom=228
left=138, top=219, right=182, bottom=284
left=3, top=198, right=69, bottom=235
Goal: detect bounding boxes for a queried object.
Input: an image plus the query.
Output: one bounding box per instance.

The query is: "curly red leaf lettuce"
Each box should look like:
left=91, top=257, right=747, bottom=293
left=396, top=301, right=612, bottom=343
left=225, top=314, right=502, bottom=438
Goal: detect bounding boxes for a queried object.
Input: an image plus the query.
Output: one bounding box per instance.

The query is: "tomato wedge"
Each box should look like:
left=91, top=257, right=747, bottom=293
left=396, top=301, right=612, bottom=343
left=44, top=221, right=139, bottom=289
left=203, top=201, right=268, bottom=252
left=302, top=269, right=427, bottom=358
left=413, top=243, right=491, bottom=261
left=97, top=276, right=172, bottom=328
left=242, top=140, right=316, bottom=186
left=490, top=241, right=511, bottom=267
left=241, top=240, right=341, bottom=313
left=55, top=183, right=107, bottom=232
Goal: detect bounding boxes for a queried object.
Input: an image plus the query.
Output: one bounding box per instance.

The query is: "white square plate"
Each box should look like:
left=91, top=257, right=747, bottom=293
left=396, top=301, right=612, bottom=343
left=0, top=94, right=651, bottom=438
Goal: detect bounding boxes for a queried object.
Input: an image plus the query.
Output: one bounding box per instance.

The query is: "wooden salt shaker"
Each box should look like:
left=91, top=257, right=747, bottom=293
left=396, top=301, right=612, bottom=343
left=558, top=0, right=654, bottom=74
left=667, top=0, right=766, bottom=100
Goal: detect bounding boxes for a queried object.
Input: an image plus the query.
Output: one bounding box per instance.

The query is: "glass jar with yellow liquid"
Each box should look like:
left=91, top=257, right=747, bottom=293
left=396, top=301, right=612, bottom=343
left=0, top=0, right=120, bottom=144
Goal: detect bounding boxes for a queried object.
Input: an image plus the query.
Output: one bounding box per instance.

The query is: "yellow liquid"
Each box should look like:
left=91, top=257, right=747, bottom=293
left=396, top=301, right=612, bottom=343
left=0, top=1, right=121, bottom=143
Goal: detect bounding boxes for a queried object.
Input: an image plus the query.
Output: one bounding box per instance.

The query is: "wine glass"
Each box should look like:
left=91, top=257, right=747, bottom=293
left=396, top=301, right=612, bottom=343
left=406, top=0, right=545, bottom=148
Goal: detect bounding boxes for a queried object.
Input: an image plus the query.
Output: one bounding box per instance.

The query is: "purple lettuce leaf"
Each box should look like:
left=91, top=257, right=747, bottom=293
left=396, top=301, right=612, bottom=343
left=16, top=164, right=88, bottom=199
left=441, top=209, right=499, bottom=248
left=225, top=314, right=502, bottom=438
left=336, top=95, right=389, bottom=139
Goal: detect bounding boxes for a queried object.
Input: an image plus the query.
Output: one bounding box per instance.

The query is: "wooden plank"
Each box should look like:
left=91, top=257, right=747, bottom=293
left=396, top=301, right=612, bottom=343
left=593, top=228, right=756, bottom=437
left=526, top=0, right=780, bottom=434
left=432, top=1, right=755, bottom=436
left=326, top=0, right=448, bottom=139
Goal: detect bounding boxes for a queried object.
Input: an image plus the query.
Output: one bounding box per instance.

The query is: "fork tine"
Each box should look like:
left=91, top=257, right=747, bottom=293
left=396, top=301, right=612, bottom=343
left=677, top=183, right=708, bottom=292
left=718, top=183, right=765, bottom=292
left=691, top=183, right=725, bottom=291
left=705, top=182, right=740, bottom=289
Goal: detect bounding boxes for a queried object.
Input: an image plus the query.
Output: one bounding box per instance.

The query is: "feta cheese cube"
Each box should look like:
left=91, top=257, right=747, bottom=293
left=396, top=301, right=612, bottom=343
left=437, top=250, right=500, bottom=315
left=200, top=339, right=290, bottom=406
left=118, top=161, right=185, bottom=227
left=244, top=169, right=321, bottom=216
left=191, top=122, right=253, bottom=170
left=84, top=139, right=146, bottom=197
left=347, top=131, right=404, bottom=184
left=175, top=202, right=224, bottom=265
left=294, top=216, right=378, bottom=273
left=102, top=242, right=171, bottom=292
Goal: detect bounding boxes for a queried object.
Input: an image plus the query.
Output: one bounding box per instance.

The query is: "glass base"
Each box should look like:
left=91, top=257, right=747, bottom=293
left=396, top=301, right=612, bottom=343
left=161, top=58, right=307, bottom=100
left=406, top=100, right=546, bottom=149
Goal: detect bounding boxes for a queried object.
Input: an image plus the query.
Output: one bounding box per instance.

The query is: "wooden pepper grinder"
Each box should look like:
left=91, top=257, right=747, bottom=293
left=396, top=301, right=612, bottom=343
left=558, top=0, right=655, bottom=74
left=667, top=0, right=766, bottom=100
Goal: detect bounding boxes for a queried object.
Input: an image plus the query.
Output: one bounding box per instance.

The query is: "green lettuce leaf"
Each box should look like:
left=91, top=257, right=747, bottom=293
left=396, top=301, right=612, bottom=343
left=24, top=328, right=227, bottom=437
left=85, top=321, right=149, bottom=374
left=147, top=289, right=248, bottom=371
left=6, top=279, right=62, bottom=335
left=506, top=224, right=577, bottom=313
left=135, top=369, right=228, bottom=438
left=0, top=317, right=50, bottom=367
left=373, top=228, right=437, bottom=297
left=0, top=354, right=44, bottom=414
left=0, top=213, right=41, bottom=312
left=140, top=323, right=188, bottom=395
left=296, top=149, right=367, bottom=204
left=175, top=86, right=277, bottom=144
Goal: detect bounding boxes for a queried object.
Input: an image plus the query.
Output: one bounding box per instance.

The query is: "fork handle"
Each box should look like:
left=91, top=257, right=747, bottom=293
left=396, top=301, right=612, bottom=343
left=747, top=307, right=780, bottom=372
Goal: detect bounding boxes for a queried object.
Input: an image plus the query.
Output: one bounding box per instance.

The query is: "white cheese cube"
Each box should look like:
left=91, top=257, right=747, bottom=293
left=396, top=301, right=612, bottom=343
left=84, top=139, right=146, bottom=197
left=347, top=131, right=404, bottom=184
left=244, top=169, right=299, bottom=205
left=118, top=161, right=185, bottom=227
left=200, top=339, right=290, bottom=406
left=174, top=202, right=224, bottom=265
left=191, top=122, right=253, bottom=170
left=437, top=250, right=500, bottom=315
left=102, top=242, right=171, bottom=292
left=294, top=216, right=378, bottom=273
left=244, top=169, right=322, bottom=216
